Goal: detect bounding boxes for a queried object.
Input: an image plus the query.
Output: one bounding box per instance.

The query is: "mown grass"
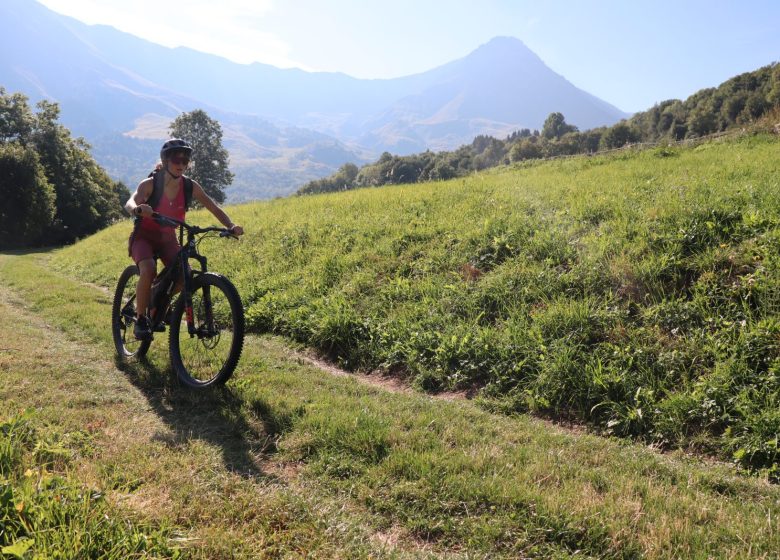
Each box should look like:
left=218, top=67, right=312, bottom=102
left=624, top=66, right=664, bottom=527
left=51, top=133, right=780, bottom=477
left=0, top=257, right=392, bottom=559
left=2, top=250, right=780, bottom=557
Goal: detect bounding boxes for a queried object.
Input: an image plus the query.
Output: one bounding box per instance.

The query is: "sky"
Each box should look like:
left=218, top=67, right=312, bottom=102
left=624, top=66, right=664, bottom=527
left=36, top=0, right=780, bottom=113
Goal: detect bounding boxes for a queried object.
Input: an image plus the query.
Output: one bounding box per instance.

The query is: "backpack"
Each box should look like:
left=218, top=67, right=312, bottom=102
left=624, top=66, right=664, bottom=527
left=127, top=171, right=194, bottom=256
left=138, top=169, right=194, bottom=219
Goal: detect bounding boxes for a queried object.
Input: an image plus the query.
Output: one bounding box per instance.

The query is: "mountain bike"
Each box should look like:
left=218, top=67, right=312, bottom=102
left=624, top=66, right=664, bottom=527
left=112, top=213, right=245, bottom=388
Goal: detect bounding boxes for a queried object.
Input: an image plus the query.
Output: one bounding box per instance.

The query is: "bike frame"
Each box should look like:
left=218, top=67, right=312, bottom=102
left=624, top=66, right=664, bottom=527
left=150, top=213, right=232, bottom=337
left=114, top=212, right=243, bottom=386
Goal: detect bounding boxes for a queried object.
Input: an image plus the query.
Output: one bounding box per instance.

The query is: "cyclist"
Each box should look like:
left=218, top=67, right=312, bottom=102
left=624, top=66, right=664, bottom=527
left=124, top=139, right=244, bottom=340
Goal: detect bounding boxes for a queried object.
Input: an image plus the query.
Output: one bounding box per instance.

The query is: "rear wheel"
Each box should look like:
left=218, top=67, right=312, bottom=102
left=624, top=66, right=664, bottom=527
left=169, top=273, right=244, bottom=388
left=112, top=265, right=151, bottom=359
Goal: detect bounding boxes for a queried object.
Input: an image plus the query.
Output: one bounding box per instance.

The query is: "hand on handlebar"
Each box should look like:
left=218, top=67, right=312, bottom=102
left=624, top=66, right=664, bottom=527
left=134, top=204, right=153, bottom=218
left=221, top=225, right=243, bottom=239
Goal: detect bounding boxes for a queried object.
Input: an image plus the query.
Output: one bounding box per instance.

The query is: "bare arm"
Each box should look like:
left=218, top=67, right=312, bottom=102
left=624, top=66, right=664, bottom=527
left=192, top=181, right=244, bottom=235
left=125, top=178, right=154, bottom=217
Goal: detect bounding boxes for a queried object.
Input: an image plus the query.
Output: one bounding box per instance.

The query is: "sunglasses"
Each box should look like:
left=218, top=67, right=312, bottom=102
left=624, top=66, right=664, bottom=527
left=169, top=156, right=190, bottom=165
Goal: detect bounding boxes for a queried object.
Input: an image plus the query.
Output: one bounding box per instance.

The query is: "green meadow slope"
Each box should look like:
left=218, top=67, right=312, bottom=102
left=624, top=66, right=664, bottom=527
left=52, top=133, right=780, bottom=476
left=3, top=254, right=779, bottom=558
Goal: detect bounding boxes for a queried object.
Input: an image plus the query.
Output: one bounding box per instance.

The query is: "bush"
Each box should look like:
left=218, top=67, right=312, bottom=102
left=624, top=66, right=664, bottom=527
left=0, top=143, right=55, bottom=248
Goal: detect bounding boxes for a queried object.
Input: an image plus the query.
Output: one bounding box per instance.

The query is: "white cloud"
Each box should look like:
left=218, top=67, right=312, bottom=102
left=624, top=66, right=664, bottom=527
left=37, top=0, right=306, bottom=68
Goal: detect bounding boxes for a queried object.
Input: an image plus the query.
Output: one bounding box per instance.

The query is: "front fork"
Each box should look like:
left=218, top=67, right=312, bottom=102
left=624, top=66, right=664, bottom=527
left=183, top=252, right=212, bottom=337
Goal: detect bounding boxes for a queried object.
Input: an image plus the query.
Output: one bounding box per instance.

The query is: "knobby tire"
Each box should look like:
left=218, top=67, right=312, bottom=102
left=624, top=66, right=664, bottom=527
left=169, top=272, right=244, bottom=388
left=112, top=265, right=151, bottom=359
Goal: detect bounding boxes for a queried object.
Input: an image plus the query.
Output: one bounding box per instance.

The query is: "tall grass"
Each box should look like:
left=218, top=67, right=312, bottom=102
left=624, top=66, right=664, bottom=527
left=1, top=411, right=177, bottom=559
left=52, top=133, right=780, bottom=476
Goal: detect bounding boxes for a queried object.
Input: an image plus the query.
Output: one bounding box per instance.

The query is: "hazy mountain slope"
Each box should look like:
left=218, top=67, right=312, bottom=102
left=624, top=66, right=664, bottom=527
left=0, top=0, right=201, bottom=133
left=68, top=22, right=415, bottom=130
left=1, top=1, right=630, bottom=198
left=358, top=37, right=629, bottom=153
left=0, top=0, right=369, bottom=199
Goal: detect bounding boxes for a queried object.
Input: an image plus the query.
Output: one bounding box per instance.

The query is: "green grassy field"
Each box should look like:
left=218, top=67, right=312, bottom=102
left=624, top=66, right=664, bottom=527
left=3, top=132, right=780, bottom=555
left=50, top=133, right=780, bottom=477
left=1, top=251, right=779, bottom=558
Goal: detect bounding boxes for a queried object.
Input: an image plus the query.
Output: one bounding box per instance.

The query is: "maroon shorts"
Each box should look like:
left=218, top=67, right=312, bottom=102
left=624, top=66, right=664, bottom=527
left=129, top=228, right=180, bottom=267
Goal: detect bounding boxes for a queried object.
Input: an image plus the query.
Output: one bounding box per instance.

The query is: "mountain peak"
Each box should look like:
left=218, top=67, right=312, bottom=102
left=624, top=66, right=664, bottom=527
left=472, top=36, right=535, bottom=56
left=457, top=36, right=546, bottom=72
left=480, top=36, right=530, bottom=49
left=0, top=5, right=629, bottom=199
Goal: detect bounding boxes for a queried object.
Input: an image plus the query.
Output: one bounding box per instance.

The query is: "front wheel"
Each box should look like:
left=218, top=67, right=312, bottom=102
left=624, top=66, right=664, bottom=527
left=169, top=273, right=245, bottom=388
left=112, top=265, right=151, bottom=360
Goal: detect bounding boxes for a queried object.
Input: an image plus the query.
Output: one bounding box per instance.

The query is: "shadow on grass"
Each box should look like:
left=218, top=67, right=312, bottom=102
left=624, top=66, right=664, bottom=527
left=114, top=354, right=292, bottom=480
left=0, top=246, right=60, bottom=258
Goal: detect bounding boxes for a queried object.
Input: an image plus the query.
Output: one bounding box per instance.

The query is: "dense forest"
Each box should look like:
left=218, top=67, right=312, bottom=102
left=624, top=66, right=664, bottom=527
left=0, top=88, right=129, bottom=249
left=298, top=62, right=780, bottom=195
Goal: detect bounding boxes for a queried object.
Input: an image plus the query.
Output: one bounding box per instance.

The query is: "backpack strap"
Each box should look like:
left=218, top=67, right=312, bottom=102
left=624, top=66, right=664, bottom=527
left=147, top=170, right=166, bottom=210
left=133, top=171, right=193, bottom=227
left=183, top=176, right=193, bottom=211
left=134, top=170, right=165, bottom=227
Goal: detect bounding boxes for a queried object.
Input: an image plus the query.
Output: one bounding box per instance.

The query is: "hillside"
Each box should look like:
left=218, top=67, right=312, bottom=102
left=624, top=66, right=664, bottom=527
left=300, top=62, right=780, bottom=194
left=50, top=132, right=780, bottom=478
left=3, top=251, right=779, bottom=557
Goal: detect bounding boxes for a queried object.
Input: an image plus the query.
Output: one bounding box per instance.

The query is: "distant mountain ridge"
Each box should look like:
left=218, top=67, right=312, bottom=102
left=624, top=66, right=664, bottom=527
left=1, top=0, right=630, bottom=199
left=354, top=37, right=628, bottom=153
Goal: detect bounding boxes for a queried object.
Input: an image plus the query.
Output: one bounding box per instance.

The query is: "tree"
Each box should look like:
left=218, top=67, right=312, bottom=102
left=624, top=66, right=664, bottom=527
left=507, top=128, right=533, bottom=142
left=767, top=64, right=780, bottom=107
left=0, top=88, right=35, bottom=144
left=353, top=162, right=383, bottom=188
left=335, top=162, right=359, bottom=187
left=687, top=105, right=717, bottom=137
left=741, top=92, right=768, bottom=122
left=297, top=162, right=359, bottom=195
left=473, top=137, right=506, bottom=169
left=578, top=129, right=604, bottom=153
left=553, top=132, right=583, bottom=156
left=0, top=90, right=128, bottom=245
left=0, top=143, right=55, bottom=248
left=509, top=139, right=542, bottom=162
left=30, top=100, right=126, bottom=243
left=600, top=123, right=639, bottom=149
left=722, top=94, right=747, bottom=123
left=427, top=158, right=457, bottom=180
left=170, top=109, right=233, bottom=203
left=541, top=112, right=578, bottom=140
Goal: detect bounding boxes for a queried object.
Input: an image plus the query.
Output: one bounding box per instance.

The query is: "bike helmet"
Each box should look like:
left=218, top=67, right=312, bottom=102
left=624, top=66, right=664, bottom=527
left=160, top=138, right=193, bottom=160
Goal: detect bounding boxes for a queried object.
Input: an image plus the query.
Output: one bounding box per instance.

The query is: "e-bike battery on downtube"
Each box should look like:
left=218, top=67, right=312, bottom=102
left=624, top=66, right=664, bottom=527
left=182, top=261, right=196, bottom=335
left=179, top=223, right=198, bottom=337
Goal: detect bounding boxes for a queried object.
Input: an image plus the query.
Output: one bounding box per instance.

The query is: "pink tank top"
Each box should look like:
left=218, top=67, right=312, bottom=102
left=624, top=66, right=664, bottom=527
left=139, top=177, right=186, bottom=233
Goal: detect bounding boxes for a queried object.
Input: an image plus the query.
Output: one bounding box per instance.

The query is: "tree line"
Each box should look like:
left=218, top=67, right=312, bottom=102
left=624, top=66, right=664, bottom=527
left=0, top=88, right=129, bottom=249
left=0, top=90, right=234, bottom=249
left=298, top=62, right=780, bottom=195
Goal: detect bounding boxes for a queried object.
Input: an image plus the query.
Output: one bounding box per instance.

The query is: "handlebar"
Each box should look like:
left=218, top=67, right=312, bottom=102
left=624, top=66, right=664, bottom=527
left=152, top=212, right=238, bottom=238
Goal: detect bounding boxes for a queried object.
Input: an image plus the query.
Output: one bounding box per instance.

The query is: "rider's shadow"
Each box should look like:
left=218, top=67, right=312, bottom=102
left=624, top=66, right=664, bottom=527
left=115, top=356, right=292, bottom=480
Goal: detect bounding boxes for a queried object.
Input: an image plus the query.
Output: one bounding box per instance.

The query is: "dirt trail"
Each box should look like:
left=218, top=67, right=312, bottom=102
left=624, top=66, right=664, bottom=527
left=294, top=351, right=469, bottom=401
